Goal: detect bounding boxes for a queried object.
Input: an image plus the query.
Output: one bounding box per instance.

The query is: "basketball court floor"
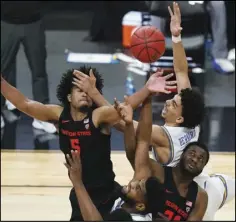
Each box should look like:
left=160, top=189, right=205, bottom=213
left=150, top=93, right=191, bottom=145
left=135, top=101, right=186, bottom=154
left=1, top=29, right=235, bottom=220
left=1, top=150, right=235, bottom=221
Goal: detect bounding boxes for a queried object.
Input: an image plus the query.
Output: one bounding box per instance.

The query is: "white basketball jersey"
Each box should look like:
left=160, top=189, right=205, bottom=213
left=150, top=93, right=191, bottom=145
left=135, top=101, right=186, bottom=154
left=110, top=198, right=152, bottom=221
left=152, top=125, right=200, bottom=167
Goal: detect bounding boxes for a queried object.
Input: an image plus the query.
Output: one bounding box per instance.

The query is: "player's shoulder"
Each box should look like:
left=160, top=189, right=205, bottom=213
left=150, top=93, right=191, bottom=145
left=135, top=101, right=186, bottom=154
left=46, top=104, right=63, bottom=119
left=52, top=104, right=63, bottom=112
left=91, top=106, right=111, bottom=133
left=92, top=105, right=110, bottom=117
left=151, top=124, right=168, bottom=145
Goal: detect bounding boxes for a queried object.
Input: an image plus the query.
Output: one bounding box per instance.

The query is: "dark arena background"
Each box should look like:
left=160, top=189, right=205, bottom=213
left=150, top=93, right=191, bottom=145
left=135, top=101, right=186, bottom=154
left=1, top=1, right=235, bottom=220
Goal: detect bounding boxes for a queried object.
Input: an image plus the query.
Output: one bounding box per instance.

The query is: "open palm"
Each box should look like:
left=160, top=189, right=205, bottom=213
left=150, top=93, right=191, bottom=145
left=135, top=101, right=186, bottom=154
left=148, top=76, right=170, bottom=93
left=146, top=69, right=177, bottom=94
left=168, top=2, right=182, bottom=37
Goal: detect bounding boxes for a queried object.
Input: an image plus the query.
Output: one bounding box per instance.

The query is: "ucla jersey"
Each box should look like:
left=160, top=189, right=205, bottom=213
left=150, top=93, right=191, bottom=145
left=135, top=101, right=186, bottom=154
left=110, top=198, right=152, bottom=221
left=152, top=125, right=200, bottom=167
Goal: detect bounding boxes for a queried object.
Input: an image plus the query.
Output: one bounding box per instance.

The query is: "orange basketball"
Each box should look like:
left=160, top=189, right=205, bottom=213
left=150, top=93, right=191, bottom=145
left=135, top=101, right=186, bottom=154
left=130, top=26, right=166, bottom=63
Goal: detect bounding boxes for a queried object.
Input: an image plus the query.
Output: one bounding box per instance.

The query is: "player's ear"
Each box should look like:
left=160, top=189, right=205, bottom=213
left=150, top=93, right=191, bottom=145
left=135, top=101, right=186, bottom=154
left=67, top=94, right=72, bottom=102
left=176, top=116, right=184, bottom=124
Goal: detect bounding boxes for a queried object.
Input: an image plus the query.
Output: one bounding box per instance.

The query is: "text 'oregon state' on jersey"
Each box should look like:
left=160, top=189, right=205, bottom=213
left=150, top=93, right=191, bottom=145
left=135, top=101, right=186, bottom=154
left=155, top=167, right=198, bottom=221
left=58, top=107, right=115, bottom=189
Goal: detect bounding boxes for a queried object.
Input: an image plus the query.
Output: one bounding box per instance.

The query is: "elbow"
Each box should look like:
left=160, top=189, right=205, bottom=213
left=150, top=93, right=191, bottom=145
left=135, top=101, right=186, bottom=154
left=16, top=99, right=30, bottom=111
left=126, top=152, right=135, bottom=163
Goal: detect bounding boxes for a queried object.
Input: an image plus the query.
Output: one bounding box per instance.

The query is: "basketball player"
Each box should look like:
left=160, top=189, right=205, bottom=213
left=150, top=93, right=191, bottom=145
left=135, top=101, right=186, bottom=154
left=65, top=95, right=208, bottom=221
left=0, top=66, right=176, bottom=221
left=73, top=2, right=235, bottom=220
left=64, top=96, right=168, bottom=221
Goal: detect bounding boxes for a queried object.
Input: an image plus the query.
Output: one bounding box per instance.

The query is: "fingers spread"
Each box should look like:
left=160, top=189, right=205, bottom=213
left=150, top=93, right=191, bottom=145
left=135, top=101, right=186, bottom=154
left=73, top=150, right=80, bottom=163
left=165, top=85, right=177, bottom=90
left=64, top=162, right=70, bottom=170
left=114, top=98, right=121, bottom=110
left=66, top=154, right=73, bottom=166
left=166, top=80, right=177, bottom=85
left=168, top=6, right=174, bottom=17
left=163, top=90, right=172, bottom=94
left=71, top=150, right=77, bottom=162
left=73, top=70, right=87, bottom=79
left=124, top=95, right=129, bottom=104
left=154, top=69, right=164, bottom=77
left=164, top=73, right=174, bottom=80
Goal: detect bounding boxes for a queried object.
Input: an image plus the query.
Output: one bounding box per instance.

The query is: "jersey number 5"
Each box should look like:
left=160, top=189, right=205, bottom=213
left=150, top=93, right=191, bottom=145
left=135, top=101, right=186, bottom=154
left=70, top=139, right=80, bottom=153
left=164, top=210, right=181, bottom=221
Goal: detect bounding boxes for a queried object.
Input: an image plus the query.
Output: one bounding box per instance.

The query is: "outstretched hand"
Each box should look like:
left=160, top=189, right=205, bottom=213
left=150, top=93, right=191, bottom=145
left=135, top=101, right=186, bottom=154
left=146, top=68, right=177, bottom=94
left=114, top=95, right=133, bottom=124
left=168, top=2, right=183, bottom=37
left=64, top=150, right=83, bottom=187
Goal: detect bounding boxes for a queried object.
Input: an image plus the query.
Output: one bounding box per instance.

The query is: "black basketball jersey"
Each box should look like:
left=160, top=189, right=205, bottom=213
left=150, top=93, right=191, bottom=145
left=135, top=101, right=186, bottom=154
left=155, top=167, right=198, bottom=221
left=58, top=107, right=115, bottom=189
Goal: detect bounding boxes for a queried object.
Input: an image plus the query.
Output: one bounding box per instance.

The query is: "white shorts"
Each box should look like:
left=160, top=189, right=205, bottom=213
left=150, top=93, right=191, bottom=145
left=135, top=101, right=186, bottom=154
left=195, top=173, right=235, bottom=220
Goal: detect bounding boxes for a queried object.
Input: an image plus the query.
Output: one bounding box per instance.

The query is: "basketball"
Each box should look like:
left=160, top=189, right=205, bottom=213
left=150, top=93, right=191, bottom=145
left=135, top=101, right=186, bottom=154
left=130, top=26, right=166, bottom=63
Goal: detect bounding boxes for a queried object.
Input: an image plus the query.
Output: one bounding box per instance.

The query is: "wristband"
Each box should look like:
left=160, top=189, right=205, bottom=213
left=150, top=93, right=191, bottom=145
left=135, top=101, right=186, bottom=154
left=172, top=35, right=182, bottom=43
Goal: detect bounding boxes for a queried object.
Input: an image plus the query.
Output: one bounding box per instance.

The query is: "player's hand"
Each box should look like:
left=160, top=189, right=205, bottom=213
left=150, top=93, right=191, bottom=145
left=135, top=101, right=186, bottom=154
left=73, top=69, right=96, bottom=93
left=64, top=150, right=83, bottom=187
left=114, top=96, right=133, bottom=124
left=146, top=68, right=177, bottom=94
left=168, top=2, right=183, bottom=37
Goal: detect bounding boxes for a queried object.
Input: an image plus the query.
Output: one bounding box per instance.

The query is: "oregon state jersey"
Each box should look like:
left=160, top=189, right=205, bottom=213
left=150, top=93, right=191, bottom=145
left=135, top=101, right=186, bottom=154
left=58, top=107, right=115, bottom=189
left=152, top=125, right=200, bottom=166
left=155, top=167, right=198, bottom=221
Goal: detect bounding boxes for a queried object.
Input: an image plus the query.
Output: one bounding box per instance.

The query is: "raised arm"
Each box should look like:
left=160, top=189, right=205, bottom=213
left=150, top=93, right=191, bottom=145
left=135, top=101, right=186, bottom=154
left=65, top=150, right=103, bottom=221
left=74, top=69, right=175, bottom=110
left=1, top=75, right=62, bottom=121
left=75, top=70, right=176, bottom=128
left=73, top=69, right=150, bottom=109
left=133, top=96, right=153, bottom=180
left=168, top=2, right=191, bottom=93
left=113, top=96, right=136, bottom=169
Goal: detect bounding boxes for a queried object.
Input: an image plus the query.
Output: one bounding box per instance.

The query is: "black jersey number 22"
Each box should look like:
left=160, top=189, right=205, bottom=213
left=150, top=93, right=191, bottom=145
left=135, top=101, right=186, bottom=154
left=70, top=139, right=81, bottom=153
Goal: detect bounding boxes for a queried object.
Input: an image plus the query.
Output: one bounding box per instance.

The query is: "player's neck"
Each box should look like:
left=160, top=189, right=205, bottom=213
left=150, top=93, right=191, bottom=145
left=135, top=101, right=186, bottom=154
left=70, top=107, right=88, bottom=121
left=164, top=121, right=179, bottom=127
left=172, top=167, right=194, bottom=186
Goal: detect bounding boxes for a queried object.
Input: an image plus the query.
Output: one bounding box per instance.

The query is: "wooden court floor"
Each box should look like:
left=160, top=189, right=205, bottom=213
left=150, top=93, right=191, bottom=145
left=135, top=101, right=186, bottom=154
left=1, top=150, right=235, bottom=221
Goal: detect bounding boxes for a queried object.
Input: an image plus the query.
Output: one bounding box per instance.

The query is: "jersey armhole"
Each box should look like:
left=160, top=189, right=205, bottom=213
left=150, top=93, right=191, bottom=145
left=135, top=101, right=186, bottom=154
left=91, top=110, right=111, bottom=136
left=157, top=126, right=175, bottom=166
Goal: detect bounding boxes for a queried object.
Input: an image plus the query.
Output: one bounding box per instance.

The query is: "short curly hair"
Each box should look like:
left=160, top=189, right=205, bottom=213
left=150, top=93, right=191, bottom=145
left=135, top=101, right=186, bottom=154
left=179, top=88, right=205, bottom=128
left=56, top=65, right=104, bottom=107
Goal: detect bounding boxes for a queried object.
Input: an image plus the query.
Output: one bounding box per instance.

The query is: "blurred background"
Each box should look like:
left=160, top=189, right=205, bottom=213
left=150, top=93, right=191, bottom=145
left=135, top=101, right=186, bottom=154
left=1, top=0, right=235, bottom=152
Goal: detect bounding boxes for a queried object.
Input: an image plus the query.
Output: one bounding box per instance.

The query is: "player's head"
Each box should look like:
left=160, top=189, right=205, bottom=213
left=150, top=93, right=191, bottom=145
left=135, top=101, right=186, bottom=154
left=122, top=177, right=164, bottom=214
left=56, top=66, right=104, bottom=111
left=161, top=88, right=205, bottom=128
left=179, top=141, right=210, bottom=177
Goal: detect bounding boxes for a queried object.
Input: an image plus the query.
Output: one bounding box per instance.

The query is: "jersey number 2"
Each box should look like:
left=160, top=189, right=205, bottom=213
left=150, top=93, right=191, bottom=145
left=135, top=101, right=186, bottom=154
left=70, top=139, right=80, bottom=153
left=164, top=210, right=181, bottom=221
